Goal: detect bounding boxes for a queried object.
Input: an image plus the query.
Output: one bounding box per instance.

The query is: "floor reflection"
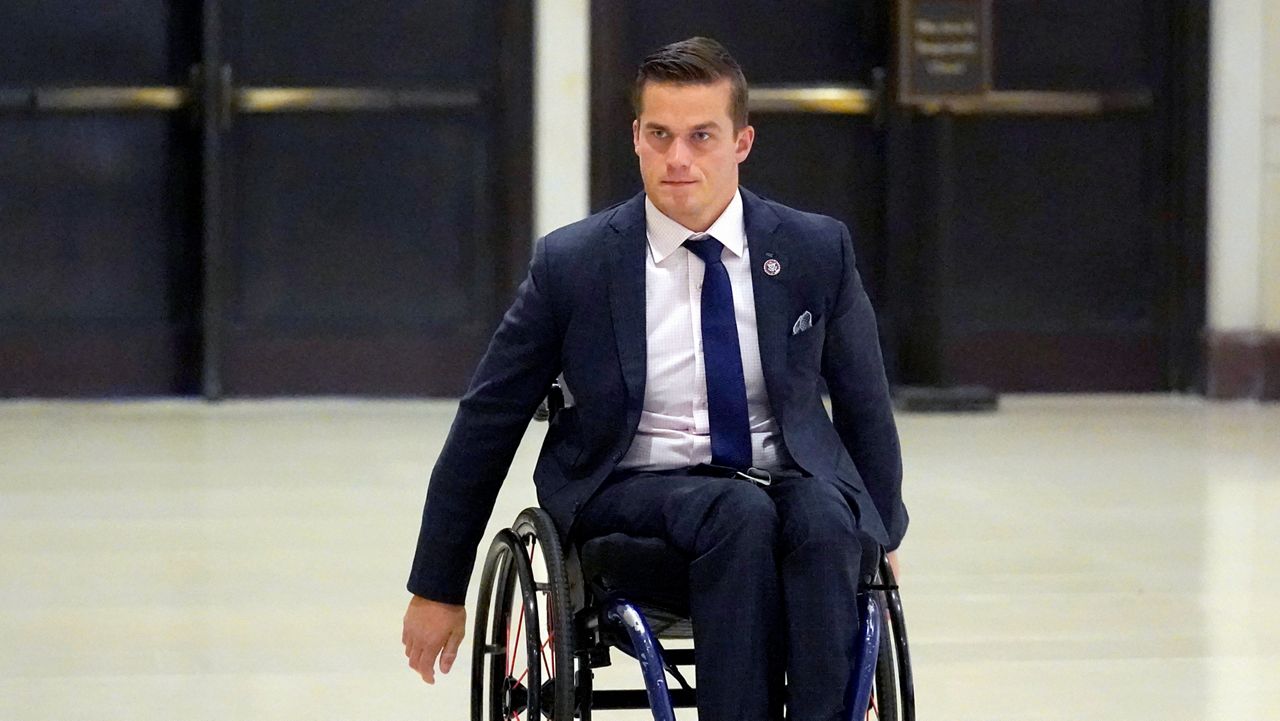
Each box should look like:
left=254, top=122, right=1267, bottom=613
left=0, top=396, right=1276, bottom=720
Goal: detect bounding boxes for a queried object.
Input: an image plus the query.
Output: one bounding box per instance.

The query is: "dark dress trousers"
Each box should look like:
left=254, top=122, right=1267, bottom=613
left=408, top=188, right=907, bottom=720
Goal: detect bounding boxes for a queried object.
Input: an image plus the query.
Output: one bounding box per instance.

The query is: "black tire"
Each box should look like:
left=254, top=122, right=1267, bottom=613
left=472, top=529, right=545, bottom=720
left=471, top=511, right=577, bottom=721
left=511, top=508, right=577, bottom=720
left=871, top=589, right=898, bottom=720
left=872, top=555, right=915, bottom=721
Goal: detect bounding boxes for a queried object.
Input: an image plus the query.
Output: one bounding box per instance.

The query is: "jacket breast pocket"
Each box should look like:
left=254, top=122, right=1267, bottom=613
left=786, top=319, right=825, bottom=367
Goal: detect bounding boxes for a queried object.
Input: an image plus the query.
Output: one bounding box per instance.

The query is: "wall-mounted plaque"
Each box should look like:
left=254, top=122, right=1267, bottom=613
left=898, top=0, right=992, bottom=104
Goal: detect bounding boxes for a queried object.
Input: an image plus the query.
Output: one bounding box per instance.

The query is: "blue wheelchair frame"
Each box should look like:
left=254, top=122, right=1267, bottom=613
left=596, top=568, right=907, bottom=721
left=472, top=505, right=914, bottom=721
left=474, top=389, right=914, bottom=720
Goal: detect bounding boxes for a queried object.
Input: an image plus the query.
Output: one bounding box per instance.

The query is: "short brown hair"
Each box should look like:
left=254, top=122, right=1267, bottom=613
left=631, top=36, right=749, bottom=130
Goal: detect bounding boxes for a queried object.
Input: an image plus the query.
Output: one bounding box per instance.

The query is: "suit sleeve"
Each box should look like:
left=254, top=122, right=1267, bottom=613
left=821, top=223, right=909, bottom=550
left=407, top=238, right=564, bottom=603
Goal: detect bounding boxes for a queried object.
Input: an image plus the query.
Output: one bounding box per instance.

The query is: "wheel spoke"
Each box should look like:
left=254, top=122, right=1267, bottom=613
left=507, top=601, right=525, bottom=677
left=541, top=631, right=554, bottom=676
left=548, top=596, right=556, bottom=669
left=517, top=630, right=557, bottom=689
left=542, top=594, right=555, bottom=676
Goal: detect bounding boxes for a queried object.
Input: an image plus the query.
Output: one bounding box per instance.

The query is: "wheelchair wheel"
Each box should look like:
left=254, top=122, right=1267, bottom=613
left=471, top=509, right=576, bottom=720
left=869, top=555, right=914, bottom=721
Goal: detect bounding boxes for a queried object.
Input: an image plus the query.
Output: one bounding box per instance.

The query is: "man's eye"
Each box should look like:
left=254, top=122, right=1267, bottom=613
left=693, top=132, right=711, bottom=141
left=651, top=130, right=668, bottom=139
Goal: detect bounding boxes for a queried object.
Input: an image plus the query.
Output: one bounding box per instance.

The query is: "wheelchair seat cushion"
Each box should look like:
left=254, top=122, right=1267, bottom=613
left=578, top=533, right=694, bottom=636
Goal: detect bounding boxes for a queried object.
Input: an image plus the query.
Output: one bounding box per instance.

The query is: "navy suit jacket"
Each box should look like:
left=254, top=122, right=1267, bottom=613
left=408, top=189, right=907, bottom=604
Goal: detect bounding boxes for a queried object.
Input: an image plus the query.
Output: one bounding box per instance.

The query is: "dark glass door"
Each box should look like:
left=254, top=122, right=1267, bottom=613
left=589, top=0, right=1206, bottom=392
left=0, top=1, right=532, bottom=398
left=209, top=0, right=532, bottom=396
left=0, top=3, right=202, bottom=395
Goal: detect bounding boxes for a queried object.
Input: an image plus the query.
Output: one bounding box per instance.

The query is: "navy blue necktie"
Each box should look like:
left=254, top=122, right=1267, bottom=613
left=684, top=235, right=752, bottom=470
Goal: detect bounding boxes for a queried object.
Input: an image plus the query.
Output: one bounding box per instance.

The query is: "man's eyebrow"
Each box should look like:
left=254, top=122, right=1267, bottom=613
left=641, top=121, right=720, bottom=132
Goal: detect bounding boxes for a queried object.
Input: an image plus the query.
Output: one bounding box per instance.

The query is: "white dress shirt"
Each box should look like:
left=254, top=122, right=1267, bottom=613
left=616, top=190, right=794, bottom=472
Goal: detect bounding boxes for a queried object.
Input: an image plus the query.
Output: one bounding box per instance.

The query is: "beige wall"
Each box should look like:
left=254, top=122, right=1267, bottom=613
left=1209, top=0, right=1280, bottom=335
left=1264, top=0, right=1280, bottom=332
left=533, top=0, right=591, bottom=238
left=1210, top=0, right=1264, bottom=332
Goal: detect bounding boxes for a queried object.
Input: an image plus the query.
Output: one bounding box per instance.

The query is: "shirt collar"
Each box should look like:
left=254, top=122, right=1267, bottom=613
left=644, top=190, right=746, bottom=264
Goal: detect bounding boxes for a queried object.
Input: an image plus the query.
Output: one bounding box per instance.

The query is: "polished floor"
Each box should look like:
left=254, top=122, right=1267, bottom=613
left=1, top=396, right=1277, bottom=720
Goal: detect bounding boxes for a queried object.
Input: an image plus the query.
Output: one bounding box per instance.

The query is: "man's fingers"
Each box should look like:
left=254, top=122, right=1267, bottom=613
left=439, top=629, right=465, bottom=674
left=402, top=596, right=467, bottom=684
left=408, top=645, right=435, bottom=684
left=407, top=644, right=423, bottom=670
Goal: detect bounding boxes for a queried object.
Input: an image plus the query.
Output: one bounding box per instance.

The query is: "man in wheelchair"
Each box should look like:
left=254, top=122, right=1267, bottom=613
left=402, top=36, right=908, bottom=721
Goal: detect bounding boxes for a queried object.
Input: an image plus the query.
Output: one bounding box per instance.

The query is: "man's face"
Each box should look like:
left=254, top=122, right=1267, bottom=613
left=633, top=80, right=755, bottom=232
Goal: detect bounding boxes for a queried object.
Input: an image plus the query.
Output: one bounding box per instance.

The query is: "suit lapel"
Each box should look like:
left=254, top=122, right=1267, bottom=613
left=743, top=189, right=791, bottom=422
left=606, top=190, right=791, bottom=418
left=606, top=193, right=648, bottom=411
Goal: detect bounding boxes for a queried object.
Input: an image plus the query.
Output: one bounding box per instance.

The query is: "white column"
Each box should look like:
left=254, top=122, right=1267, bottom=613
left=534, top=0, right=591, bottom=239
left=1262, top=0, right=1280, bottom=332
left=1208, top=0, right=1267, bottom=331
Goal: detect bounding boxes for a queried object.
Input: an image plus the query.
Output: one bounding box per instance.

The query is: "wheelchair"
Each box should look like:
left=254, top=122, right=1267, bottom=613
left=470, top=503, right=914, bottom=720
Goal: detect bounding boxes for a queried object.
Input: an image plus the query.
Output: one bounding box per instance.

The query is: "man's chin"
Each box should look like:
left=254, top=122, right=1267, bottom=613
left=649, top=193, right=688, bottom=215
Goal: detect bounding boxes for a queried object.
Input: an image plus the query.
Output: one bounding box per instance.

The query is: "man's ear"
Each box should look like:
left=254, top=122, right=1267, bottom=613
left=735, top=125, right=756, bottom=163
left=632, top=119, right=641, bottom=157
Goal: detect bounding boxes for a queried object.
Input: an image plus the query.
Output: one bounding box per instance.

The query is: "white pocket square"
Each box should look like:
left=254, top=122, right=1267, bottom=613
left=791, top=310, right=813, bottom=336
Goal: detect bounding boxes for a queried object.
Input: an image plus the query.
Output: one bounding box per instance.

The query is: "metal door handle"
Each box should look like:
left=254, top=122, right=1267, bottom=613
left=748, top=85, right=876, bottom=115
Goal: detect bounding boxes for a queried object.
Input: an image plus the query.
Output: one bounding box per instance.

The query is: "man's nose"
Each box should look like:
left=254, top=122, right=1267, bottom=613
left=666, top=138, right=692, bottom=169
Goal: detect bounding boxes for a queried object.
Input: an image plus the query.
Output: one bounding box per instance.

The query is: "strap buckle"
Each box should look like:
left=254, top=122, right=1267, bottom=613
left=734, top=467, right=772, bottom=487
left=693, top=463, right=773, bottom=487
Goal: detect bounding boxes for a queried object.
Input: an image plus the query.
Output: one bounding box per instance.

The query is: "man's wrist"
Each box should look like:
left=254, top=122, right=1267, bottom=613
left=409, top=594, right=464, bottom=609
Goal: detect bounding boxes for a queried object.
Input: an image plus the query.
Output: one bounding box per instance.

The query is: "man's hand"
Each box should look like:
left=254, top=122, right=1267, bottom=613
left=887, top=550, right=902, bottom=581
left=403, top=595, right=467, bottom=684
